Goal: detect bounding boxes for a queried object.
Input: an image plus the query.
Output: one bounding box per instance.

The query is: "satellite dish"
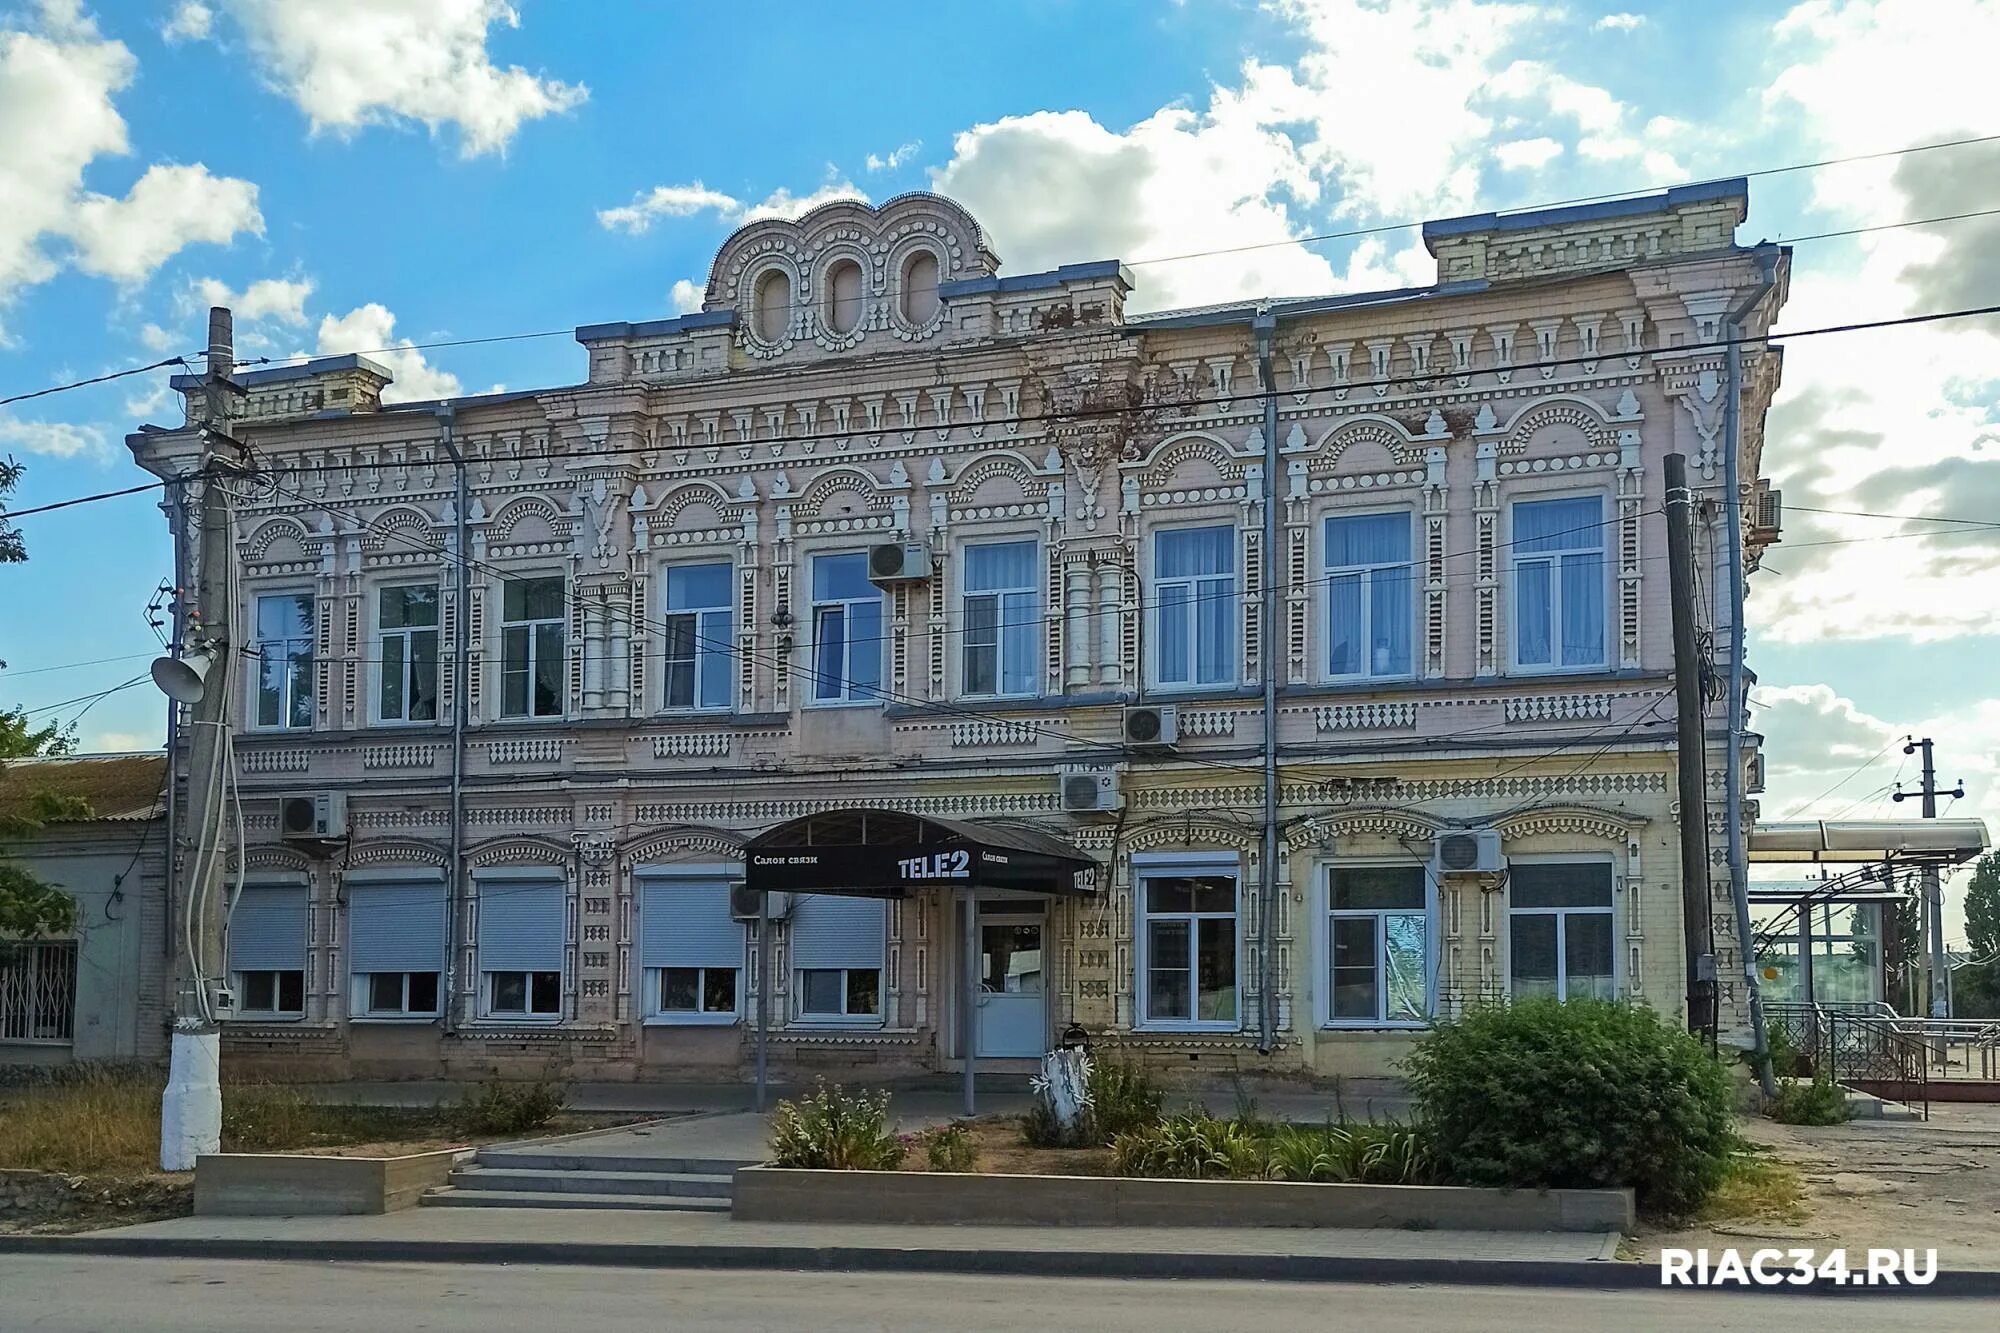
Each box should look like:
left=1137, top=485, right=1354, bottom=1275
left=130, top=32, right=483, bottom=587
left=150, top=648, right=214, bottom=705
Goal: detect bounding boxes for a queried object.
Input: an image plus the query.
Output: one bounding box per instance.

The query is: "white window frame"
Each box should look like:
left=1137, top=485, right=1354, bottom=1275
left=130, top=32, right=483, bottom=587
left=232, top=968, right=306, bottom=1021
left=482, top=969, right=563, bottom=1019
left=1506, top=492, right=1610, bottom=674
left=1151, top=523, right=1238, bottom=690
left=1132, top=852, right=1242, bottom=1032
left=1319, top=860, right=1435, bottom=1029
left=807, top=550, right=884, bottom=707
left=661, top=559, right=734, bottom=713
left=793, top=965, right=884, bottom=1023
left=648, top=964, right=745, bottom=1025
left=1504, top=853, right=1619, bottom=1002
left=249, top=589, right=315, bottom=731
left=959, top=537, right=1040, bottom=700
left=1321, top=508, right=1416, bottom=683
left=351, top=970, right=443, bottom=1021
left=372, top=581, right=441, bottom=726
left=499, top=574, right=566, bottom=719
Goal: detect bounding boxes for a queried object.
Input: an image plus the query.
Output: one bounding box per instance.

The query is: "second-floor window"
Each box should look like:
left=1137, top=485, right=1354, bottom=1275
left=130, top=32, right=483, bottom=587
left=1325, top=512, right=1413, bottom=679
left=501, top=576, right=565, bottom=718
left=377, top=584, right=439, bottom=723
left=253, top=593, right=314, bottom=729
left=663, top=562, right=732, bottom=711
left=1155, top=525, right=1235, bottom=687
left=1512, top=495, right=1605, bottom=670
left=809, top=552, right=882, bottom=704
left=961, top=540, right=1038, bottom=698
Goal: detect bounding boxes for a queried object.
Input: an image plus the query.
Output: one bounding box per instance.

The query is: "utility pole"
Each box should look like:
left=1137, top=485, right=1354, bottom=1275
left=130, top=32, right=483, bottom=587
left=1663, top=454, right=1716, bottom=1039
left=1894, top=737, right=1964, bottom=1018
left=159, top=308, right=247, bottom=1171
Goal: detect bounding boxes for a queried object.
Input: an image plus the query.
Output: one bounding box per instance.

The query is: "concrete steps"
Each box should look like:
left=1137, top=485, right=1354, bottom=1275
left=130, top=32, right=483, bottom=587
left=422, top=1148, right=756, bottom=1214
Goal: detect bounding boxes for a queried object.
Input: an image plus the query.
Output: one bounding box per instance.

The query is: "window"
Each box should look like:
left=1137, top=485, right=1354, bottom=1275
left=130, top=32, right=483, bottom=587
left=809, top=552, right=883, bottom=704
left=901, top=249, right=940, bottom=325
left=639, top=875, right=745, bottom=1023
left=789, top=894, right=885, bottom=1024
left=1324, top=513, right=1413, bottom=679
left=961, top=540, right=1038, bottom=698
left=825, top=259, right=864, bottom=335
left=476, top=878, right=564, bottom=1020
left=1508, top=860, right=1615, bottom=1002
left=754, top=268, right=791, bottom=342
left=663, top=563, right=732, bottom=711
left=1511, top=496, right=1606, bottom=669
left=0, top=941, right=77, bottom=1042
left=253, top=593, right=314, bottom=729
left=1154, top=525, right=1236, bottom=687
left=348, top=879, right=446, bottom=1019
left=1326, top=866, right=1429, bottom=1026
left=1137, top=870, right=1238, bottom=1027
left=229, top=884, right=307, bottom=1018
left=501, top=577, right=565, bottom=718
left=377, top=584, right=439, bottom=723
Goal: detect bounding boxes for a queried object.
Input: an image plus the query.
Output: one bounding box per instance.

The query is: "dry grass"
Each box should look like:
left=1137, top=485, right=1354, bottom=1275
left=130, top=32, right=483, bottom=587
left=1696, top=1148, right=1810, bottom=1227
left=898, top=1117, right=1113, bottom=1177
left=0, top=1069, right=164, bottom=1176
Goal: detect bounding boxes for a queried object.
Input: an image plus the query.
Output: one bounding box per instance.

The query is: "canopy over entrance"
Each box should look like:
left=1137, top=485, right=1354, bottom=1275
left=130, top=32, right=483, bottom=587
left=743, top=808, right=1098, bottom=899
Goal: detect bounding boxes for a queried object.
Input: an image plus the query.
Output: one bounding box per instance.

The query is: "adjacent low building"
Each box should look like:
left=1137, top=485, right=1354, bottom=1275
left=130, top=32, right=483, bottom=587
left=125, top=186, right=1789, bottom=1083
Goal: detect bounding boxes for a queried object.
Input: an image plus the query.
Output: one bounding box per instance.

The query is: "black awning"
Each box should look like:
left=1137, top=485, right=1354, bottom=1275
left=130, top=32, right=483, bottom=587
left=742, top=807, right=1099, bottom=899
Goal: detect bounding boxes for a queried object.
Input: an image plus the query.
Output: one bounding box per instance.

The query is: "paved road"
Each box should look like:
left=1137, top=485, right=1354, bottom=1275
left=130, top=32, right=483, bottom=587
left=0, top=1257, right=1970, bottom=1331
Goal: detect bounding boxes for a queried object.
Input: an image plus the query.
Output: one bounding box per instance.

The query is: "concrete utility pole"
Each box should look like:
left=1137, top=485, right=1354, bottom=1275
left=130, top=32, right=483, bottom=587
left=1894, top=737, right=1964, bottom=1018
left=159, top=307, right=247, bottom=1171
left=1662, top=454, right=1716, bottom=1040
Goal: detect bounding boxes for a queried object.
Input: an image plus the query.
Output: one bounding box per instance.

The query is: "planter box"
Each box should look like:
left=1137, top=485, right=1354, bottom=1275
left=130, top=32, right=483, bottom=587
left=194, top=1149, right=469, bottom=1217
left=733, top=1166, right=1632, bottom=1233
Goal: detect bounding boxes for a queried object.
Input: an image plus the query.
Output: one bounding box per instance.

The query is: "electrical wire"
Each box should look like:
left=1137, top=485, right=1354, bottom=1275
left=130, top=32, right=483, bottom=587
left=0, top=357, right=192, bottom=408
left=1776, top=735, right=1905, bottom=820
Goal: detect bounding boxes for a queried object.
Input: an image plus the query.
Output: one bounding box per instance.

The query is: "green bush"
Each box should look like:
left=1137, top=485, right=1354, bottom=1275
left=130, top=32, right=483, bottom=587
left=1265, top=1121, right=1436, bottom=1185
left=919, top=1121, right=976, bottom=1172
left=1087, top=1057, right=1164, bottom=1139
left=453, top=1076, right=568, bottom=1138
left=1403, top=998, right=1735, bottom=1218
left=1768, top=1075, right=1851, bottom=1126
left=769, top=1083, right=906, bottom=1170
left=1110, top=1114, right=1263, bottom=1180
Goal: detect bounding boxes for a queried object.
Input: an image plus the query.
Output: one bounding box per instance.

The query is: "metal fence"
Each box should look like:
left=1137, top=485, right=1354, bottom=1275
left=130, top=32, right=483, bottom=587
left=0, top=940, right=77, bottom=1043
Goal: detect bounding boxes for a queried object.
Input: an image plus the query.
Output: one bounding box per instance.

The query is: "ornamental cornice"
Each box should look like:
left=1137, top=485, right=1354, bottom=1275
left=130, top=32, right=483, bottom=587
left=343, top=838, right=450, bottom=869
left=620, top=824, right=748, bottom=864
left=468, top=835, right=574, bottom=869
left=1124, top=820, right=1258, bottom=853
left=1491, top=802, right=1647, bottom=844
left=1286, top=804, right=1445, bottom=849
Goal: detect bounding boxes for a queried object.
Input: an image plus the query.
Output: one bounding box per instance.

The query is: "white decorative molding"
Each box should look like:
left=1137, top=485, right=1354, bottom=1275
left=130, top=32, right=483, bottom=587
left=362, top=743, right=438, bottom=770
left=1312, top=702, right=1417, bottom=731
left=1177, top=709, right=1239, bottom=738
left=947, top=719, right=1043, bottom=748
left=240, top=748, right=311, bottom=774
left=1502, top=693, right=1616, bottom=723
left=650, top=732, right=733, bottom=759
left=487, top=738, right=565, bottom=765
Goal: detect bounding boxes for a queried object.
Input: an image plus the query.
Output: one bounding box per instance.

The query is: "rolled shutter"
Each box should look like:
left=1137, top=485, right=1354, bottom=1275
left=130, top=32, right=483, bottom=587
left=229, top=885, right=307, bottom=972
left=476, top=880, right=564, bottom=972
left=789, top=894, right=885, bottom=970
left=348, top=880, right=447, bottom=974
left=640, top=878, right=743, bottom=970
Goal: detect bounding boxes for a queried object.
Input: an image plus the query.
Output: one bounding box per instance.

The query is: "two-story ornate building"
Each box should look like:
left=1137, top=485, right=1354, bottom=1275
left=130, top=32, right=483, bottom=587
left=129, top=186, right=1787, bottom=1082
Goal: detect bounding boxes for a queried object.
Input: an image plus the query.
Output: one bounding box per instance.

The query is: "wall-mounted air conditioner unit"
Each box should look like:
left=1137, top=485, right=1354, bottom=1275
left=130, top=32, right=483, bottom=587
left=1059, top=769, right=1123, bottom=814
left=730, top=885, right=793, bottom=921
left=1122, top=704, right=1179, bottom=748
left=868, top=541, right=932, bottom=584
left=1431, top=829, right=1504, bottom=876
left=278, top=792, right=348, bottom=842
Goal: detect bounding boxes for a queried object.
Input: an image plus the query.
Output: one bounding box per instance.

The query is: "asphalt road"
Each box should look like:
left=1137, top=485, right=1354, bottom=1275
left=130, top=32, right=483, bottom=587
left=0, top=1257, right=1978, bottom=1331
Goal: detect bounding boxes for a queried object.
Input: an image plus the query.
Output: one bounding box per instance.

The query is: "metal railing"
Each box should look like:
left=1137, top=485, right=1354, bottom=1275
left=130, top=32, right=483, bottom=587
left=0, top=941, right=76, bottom=1043
left=1823, top=1010, right=1930, bottom=1119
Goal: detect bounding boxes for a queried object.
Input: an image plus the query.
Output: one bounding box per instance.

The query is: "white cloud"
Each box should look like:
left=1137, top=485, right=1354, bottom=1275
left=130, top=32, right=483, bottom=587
left=188, top=274, right=314, bottom=325
left=1592, top=12, right=1645, bottom=31
left=1493, top=136, right=1563, bottom=170
left=0, top=413, right=109, bottom=458
left=161, top=2, right=211, bottom=43
left=122, top=374, right=175, bottom=421
left=866, top=141, right=920, bottom=172
left=598, top=178, right=868, bottom=235
left=64, top=163, right=262, bottom=282
left=314, top=303, right=460, bottom=403
left=137, top=321, right=175, bottom=352
left=669, top=278, right=703, bottom=314
left=87, top=729, right=157, bottom=752
left=218, top=0, right=586, bottom=157
left=0, top=3, right=262, bottom=335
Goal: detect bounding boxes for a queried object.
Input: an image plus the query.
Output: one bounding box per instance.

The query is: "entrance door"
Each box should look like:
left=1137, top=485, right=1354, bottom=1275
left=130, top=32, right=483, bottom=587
left=976, top=913, right=1047, bottom=1057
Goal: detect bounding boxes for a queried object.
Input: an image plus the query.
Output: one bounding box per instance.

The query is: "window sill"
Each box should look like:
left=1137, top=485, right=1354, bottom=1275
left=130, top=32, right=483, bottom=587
left=787, top=1016, right=886, bottom=1029
left=1132, top=1021, right=1242, bottom=1034
left=801, top=699, right=886, bottom=712
left=1319, top=1022, right=1428, bottom=1033
left=1505, top=663, right=1612, bottom=678
left=642, top=1014, right=741, bottom=1027
left=492, top=715, right=568, bottom=725
left=478, top=1013, right=563, bottom=1023
left=350, top=1015, right=442, bottom=1025
left=229, top=1013, right=305, bottom=1024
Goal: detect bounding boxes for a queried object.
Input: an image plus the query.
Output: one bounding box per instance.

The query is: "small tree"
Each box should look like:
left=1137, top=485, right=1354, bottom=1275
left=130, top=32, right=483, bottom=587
left=1956, top=854, right=2000, bottom=1019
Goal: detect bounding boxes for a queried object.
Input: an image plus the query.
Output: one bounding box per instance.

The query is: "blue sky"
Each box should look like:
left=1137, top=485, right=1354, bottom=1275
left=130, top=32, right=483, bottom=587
left=2, top=1, right=1996, bottom=931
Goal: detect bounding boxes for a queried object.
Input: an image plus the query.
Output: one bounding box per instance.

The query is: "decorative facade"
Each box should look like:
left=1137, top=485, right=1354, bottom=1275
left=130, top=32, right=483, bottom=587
left=129, top=185, right=1787, bottom=1081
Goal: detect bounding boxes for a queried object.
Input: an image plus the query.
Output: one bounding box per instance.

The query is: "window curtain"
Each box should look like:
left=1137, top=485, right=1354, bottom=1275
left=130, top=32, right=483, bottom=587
left=1157, top=527, right=1234, bottom=684
left=966, top=543, right=1038, bottom=695
left=1514, top=497, right=1603, bottom=666
left=1326, top=514, right=1411, bottom=675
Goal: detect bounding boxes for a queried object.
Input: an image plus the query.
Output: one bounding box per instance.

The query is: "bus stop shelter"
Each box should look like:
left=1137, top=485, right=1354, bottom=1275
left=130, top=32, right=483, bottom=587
left=742, top=808, right=1099, bottom=1115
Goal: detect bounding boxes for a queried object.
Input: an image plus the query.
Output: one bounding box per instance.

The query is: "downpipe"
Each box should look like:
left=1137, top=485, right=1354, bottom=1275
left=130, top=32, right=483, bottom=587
left=1254, top=309, right=1280, bottom=1055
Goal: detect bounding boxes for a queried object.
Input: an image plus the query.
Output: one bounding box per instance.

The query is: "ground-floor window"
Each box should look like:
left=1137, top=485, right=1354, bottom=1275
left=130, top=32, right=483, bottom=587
left=1507, top=859, right=1615, bottom=1001
left=236, top=968, right=305, bottom=1016
left=0, top=940, right=77, bottom=1042
left=639, top=873, right=746, bottom=1024
left=357, top=971, right=441, bottom=1017
left=487, top=970, right=561, bottom=1016
left=229, top=884, right=308, bottom=1019
left=798, top=967, right=880, bottom=1018
left=1326, top=864, right=1430, bottom=1026
left=1136, top=861, right=1239, bottom=1028
left=658, top=965, right=740, bottom=1016
left=789, top=894, right=886, bottom=1025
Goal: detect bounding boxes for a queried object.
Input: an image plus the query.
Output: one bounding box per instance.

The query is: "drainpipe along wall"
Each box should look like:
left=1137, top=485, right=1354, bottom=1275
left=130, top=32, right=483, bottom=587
left=435, top=405, right=469, bottom=1031
left=1254, top=309, right=1280, bottom=1054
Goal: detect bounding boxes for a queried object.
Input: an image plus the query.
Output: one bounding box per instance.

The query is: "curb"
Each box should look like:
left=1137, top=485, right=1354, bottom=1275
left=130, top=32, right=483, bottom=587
left=3, top=1234, right=1997, bottom=1296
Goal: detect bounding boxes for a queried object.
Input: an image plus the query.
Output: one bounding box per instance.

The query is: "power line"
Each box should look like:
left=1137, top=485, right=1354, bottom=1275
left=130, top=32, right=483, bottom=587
left=1776, top=735, right=1905, bottom=820
left=0, top=651, right=156, bottom=678
left=0, top=357, right=191, bottom=409
left=3, top=480, right=173, bottom=519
